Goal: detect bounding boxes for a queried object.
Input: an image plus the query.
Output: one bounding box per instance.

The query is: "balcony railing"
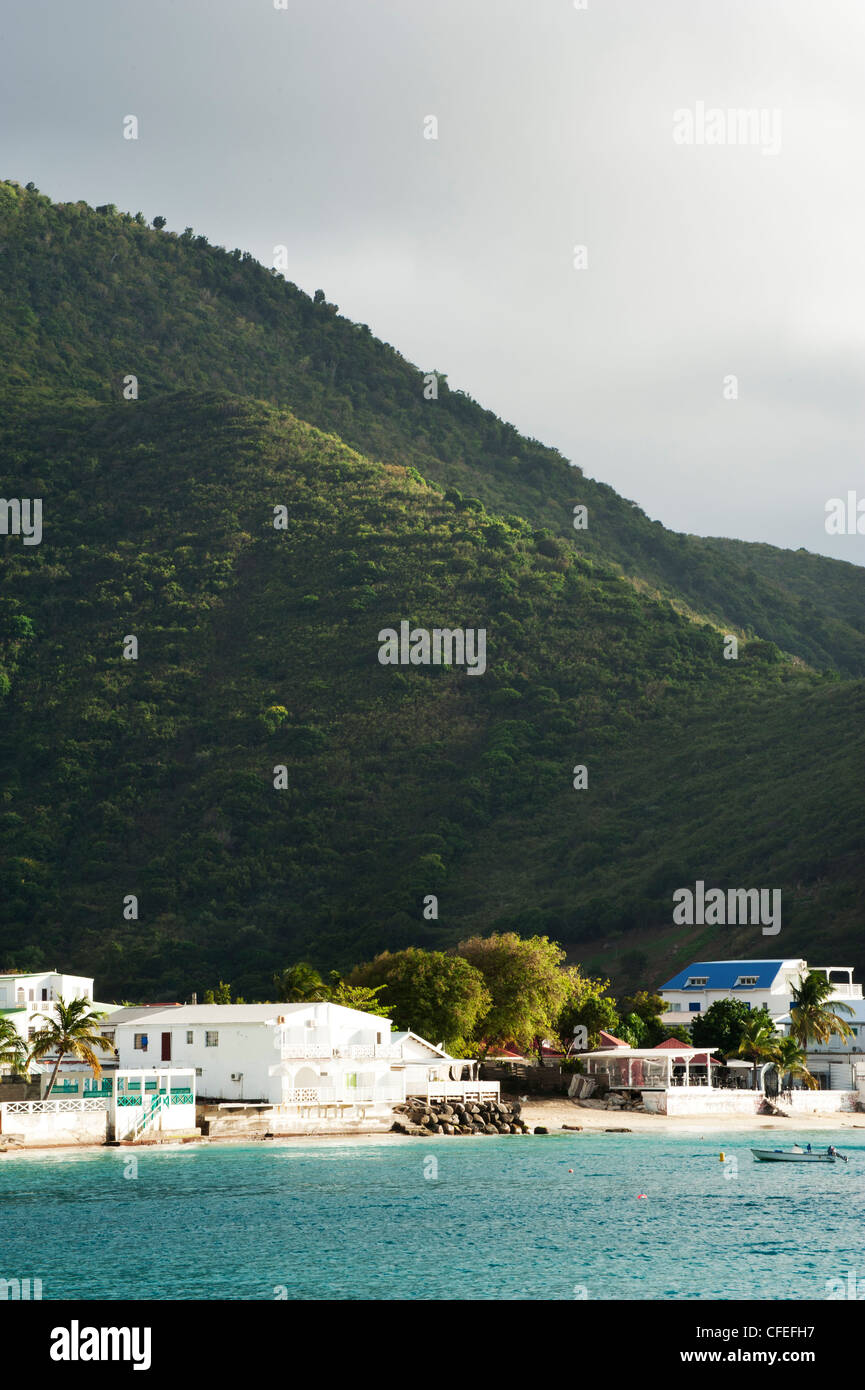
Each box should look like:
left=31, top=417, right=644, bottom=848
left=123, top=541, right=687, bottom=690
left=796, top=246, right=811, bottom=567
left=274, top=1042, right=404, bottom=1060
left=282, top=1086, right=405, bottom=1106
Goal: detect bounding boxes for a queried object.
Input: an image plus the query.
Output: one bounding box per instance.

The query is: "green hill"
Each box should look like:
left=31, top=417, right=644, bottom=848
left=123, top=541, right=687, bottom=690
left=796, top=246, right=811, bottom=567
left=1, top=392, right=862, bottom=998
left=0, top=180, right=863, bottom=1000
left=2, top=179, right=864, bottom=676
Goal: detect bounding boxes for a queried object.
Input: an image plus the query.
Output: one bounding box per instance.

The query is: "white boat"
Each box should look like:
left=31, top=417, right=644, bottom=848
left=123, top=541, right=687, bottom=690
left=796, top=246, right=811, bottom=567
left=751, top=1146, right=846, bottom=1163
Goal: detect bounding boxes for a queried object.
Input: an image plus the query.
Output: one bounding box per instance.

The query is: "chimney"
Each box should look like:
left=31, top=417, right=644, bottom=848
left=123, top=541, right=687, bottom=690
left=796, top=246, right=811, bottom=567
left=190, top=991, right=198, bottom=1006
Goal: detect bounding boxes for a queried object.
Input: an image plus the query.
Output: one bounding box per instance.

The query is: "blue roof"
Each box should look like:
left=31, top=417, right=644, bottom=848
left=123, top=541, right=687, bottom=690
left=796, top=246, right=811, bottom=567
left=661, top=961, right=785, bottom=991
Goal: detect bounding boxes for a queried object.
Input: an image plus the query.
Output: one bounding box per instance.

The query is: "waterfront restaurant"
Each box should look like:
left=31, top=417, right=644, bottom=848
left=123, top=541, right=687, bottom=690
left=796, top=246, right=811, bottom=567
left=577, top=1045, right=724, bottom=1091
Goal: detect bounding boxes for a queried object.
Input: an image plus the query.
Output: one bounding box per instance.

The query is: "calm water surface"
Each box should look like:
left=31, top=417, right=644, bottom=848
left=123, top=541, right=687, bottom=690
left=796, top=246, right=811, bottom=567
left=0, top=1131, right=859, bottom=1299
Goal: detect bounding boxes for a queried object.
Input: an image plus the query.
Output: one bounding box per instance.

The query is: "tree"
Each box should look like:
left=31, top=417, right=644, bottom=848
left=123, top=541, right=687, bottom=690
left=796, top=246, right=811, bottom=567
left=29, top=997, right=113, bottom=1097
left=619, top=990, right=667, bottom=1047
left=349, top=949, right=490, bottom=1053
left=203, top=980, right=232, bottom=1005
left=272, top=963, right=327, bottom=1002
left=0, top=1017, right=29, bottom=1077
left=690, top=999, right=773, bottom=1057
left=456, top=933, right=570, bottom=1053
left=789, top=972, right=854, bottom=1047
left=556, top=968, right=620, bottom=1050
left=772, top=1035, right=818, bottom=1091
left=736, top=1013, right=778, bottom=1086
left=324, top=971, right=390, bottom=1017
left=152, top=216, right=167, bottom=230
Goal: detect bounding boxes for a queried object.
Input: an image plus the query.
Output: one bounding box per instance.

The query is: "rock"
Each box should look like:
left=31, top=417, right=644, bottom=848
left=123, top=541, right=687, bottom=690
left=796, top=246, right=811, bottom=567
left=604, top=1128, right=632, bottom=1133
left=499, top=1124, right=512, bottom=1134
left=533, top=1126, right=549, bottom=1135
left=483, top=1124, right=498, bottom=1135
left=562, top=1124, right=582, bottom=1131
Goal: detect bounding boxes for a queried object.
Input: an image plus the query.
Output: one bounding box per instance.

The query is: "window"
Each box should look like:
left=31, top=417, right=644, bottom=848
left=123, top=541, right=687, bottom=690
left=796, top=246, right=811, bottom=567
left=688, top=1003, right=701, bottom=1012
left=735, top=976, right=758, bottom=987
left=134, top=1033, right=148, bottom=1051
left=195, top=1067, right=203, bottom=1077
left=670, top=1003, right=682, bottom=1012
left=686, top=977, right=708, bottom=987
left=41, top=988, right=48, bottom=1001
left=186, top=1031, right=194, bottom=1045
left=205, top=1031, right=218, bottom=1048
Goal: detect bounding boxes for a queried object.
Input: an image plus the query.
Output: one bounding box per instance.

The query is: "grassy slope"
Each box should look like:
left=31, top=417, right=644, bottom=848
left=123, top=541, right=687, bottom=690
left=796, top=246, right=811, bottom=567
left=0, top=394, right=862, bottom=1000
left=1, top=179, right=864, bottom=675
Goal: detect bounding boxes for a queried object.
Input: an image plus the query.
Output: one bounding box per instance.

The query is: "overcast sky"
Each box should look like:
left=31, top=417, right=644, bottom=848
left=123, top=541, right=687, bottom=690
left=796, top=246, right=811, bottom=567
left=2, top=0, right=863, bottom=562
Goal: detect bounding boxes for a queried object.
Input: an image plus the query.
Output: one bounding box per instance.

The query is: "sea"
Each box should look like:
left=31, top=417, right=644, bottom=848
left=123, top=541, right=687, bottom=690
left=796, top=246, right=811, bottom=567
left=0, top=1131, right=859, bottom=1300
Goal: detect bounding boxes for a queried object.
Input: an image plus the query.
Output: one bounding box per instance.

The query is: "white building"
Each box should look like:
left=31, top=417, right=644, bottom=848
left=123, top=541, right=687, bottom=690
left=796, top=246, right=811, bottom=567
left=659, top=959, right=861, bottom=1028
left=103, top=1003, right=488, bottom=1114
left=0, top=969, right=108, bottom=1050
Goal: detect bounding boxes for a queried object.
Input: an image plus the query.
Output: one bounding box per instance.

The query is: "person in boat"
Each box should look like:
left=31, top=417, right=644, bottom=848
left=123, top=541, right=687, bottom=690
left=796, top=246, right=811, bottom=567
left=827, top=1145, right=836, bottom=1157
left=806, top=1143, right=812, bottom=1153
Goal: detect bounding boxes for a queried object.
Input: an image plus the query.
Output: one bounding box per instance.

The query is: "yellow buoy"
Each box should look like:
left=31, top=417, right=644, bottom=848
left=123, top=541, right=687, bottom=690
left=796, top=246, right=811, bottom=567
left=719, top=1152, right=725, bottom=1162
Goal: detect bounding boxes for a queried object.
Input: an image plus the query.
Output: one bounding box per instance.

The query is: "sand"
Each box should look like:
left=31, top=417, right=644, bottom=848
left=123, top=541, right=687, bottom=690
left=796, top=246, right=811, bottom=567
left=519, top=1096, right=865, bottom=1134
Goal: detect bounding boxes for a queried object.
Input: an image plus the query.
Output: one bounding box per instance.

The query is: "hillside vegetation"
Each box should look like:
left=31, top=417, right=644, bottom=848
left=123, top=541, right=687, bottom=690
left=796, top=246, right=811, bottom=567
left=0, top=181, right=862, bottom=999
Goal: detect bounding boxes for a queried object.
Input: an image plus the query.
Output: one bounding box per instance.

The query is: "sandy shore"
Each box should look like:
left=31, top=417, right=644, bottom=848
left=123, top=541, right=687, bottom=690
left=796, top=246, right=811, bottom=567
left=519, top=1096, right=865, bottom=1134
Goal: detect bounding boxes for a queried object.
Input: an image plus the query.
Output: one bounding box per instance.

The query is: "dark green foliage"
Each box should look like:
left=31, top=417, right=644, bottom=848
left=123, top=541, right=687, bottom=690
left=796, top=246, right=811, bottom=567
left=0, top=181, right=862, bottom=1003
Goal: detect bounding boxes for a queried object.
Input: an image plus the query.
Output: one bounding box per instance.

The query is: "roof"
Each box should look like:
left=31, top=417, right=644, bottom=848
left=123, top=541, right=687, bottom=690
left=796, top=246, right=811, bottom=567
left=598, top=1030, right=629, bottom=1048
left=106, top=1002, right=394, bottom=1028
left=582, top=1046, right=720, bottom=1059
left=660, top=961, right=793, bottom=992
left=655, top=1038, right=720, bottom=1065
left=389, top=1031, right=454, bottom=1060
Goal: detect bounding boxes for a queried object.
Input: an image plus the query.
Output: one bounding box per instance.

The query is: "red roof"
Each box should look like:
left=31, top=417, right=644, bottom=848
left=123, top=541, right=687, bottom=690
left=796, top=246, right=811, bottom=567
left=598, top=1030, right=630, bottom=1048
left=655, top=1038, right=719, bottom=1065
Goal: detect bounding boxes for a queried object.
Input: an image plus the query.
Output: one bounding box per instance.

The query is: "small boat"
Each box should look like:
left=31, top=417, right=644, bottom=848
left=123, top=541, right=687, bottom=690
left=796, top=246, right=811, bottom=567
left=751, top=1146, right=847, bottom=1163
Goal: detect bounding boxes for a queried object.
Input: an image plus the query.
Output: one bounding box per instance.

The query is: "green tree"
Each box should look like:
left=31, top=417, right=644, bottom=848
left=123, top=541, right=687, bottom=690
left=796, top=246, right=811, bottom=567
left=619, top=989, right=668, bottom=1047
left=29, top=997, right=113, bottom=1096
left=772, top=1034, right=818, bottom=1091
left=456, top=933, right=570, bottom=1053
left=349, top=949, right=490, bottom=1053
left=736, top=1012, right=778, bottom=1086
left=0, top=1016, right=29, bottom=1077
left=690, top=999, right=773, bottom=1057
left=272, top=963, right=327, bottom=1002
left=324, top=971, right=390, bottom=1017
left=556, top=967, right=621, bottom=1050
left=789, top=971, right=854, bottom=1047
left=203, top=980, right=233, bottom=1005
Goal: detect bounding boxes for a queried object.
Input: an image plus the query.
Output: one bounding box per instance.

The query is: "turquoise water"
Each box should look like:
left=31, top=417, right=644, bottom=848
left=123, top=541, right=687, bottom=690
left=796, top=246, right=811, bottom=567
left=0, top=1131, right=860, bottom=1300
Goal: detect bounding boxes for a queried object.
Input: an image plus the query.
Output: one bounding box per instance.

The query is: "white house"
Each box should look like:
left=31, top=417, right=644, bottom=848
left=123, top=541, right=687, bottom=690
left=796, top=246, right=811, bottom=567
left=0, top=970, right=118, bottom=1065
left=659, top=959, right=862, bottom=1028
left=103, top=1003, right=491, bottom=1115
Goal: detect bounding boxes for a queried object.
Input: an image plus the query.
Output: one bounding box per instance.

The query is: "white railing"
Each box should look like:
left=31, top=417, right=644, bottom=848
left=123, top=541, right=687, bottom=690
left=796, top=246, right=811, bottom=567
left=2, top=1099, right=109, bottom=1115
left=424, top=1082, right=500, bottom=1102
left=282, top=1086, right=405, bottom=1106
left=334, top=1045, right=403, bottom=1060
left=273, top=1042, right=332, bottom=1058
left=274, top=1042, right=404, bottom=1060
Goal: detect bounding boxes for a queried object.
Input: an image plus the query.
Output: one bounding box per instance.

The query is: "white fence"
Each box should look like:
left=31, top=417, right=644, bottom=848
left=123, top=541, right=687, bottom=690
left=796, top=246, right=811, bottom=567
left=275, top=1042, right=404, bottom=1060
left=424, top=1082, right=500, bottom=1103
left=282, top=1086, right=405, bottom=1107
left=3, top=1098, right=108, bottom=1115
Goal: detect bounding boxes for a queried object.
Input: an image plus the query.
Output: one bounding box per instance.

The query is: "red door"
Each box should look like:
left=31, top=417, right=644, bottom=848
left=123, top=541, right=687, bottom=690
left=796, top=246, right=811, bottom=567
left=161, top=1032, right=172, bottom=1062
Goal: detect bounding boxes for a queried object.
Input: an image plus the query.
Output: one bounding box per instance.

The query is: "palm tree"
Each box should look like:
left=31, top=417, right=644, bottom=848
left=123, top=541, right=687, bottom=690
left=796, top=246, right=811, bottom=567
left=789, top=971, right=854, bottom=1047
left=0, top=1017, right=30, bottom=1078
left=28, top=996, right=113, bottom=1097
left=272, top=963, right=327, bottom=1002
left=736, top=1014, right=778, bottom=1087
left=772, top=1034, right=819, bottom=1091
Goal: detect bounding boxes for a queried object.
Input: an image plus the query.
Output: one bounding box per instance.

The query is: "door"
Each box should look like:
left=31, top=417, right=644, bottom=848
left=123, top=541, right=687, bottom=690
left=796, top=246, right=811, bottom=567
left=161, top=1032, right=172, bottom=1062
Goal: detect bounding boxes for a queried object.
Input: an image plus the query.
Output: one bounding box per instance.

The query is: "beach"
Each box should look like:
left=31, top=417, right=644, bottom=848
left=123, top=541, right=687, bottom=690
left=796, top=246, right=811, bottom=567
left=520, top=1096, right=865, bottom=1134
